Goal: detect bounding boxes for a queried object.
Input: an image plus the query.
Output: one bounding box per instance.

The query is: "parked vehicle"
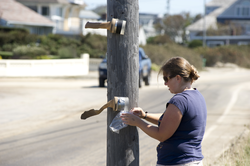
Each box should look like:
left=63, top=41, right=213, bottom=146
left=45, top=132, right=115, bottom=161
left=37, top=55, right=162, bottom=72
left=98, top=47, right=151, bottom=87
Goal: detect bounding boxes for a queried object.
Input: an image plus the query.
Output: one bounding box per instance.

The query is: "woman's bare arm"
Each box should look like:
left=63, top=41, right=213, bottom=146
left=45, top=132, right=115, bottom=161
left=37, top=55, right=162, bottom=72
left=142, top=113, right=162, bottom=125
left=122, top=104, right=182, bottom=142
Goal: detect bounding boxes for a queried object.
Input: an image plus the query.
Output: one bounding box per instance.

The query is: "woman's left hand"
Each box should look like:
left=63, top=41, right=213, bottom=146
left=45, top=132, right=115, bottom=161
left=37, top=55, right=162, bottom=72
left=121, top=112, right=141, bottom=126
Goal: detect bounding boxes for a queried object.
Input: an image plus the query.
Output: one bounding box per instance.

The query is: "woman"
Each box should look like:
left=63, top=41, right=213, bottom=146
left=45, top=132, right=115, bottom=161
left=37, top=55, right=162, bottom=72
left=121, top=57, right=207, bottom=166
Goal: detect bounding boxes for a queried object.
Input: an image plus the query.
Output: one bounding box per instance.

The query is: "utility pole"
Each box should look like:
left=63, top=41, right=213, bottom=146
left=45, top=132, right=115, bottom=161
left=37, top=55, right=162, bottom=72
left=106, top=0, right=139, bottom=166
left=167, top=0, right=170, bottom=16
left=203, top=0, right=207, bottom=47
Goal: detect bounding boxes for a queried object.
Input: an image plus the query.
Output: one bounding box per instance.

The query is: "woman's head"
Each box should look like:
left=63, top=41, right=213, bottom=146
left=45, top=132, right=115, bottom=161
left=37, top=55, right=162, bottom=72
left=159, top=57, right=200, bottom=83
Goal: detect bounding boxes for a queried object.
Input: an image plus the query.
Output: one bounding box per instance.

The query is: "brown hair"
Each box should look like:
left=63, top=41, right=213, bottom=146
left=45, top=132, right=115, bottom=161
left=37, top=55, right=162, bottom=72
left=159, top=57, right=200, bottom=83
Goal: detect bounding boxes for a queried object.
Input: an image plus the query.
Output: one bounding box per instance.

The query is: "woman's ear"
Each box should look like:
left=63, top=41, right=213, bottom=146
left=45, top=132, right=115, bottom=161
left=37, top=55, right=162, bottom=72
left=176, top=75, right=181, bottom=81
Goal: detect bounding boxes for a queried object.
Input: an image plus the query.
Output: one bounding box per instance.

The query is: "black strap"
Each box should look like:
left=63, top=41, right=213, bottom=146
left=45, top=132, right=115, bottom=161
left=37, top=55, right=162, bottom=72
left=116, top=20, right=123, bottom=34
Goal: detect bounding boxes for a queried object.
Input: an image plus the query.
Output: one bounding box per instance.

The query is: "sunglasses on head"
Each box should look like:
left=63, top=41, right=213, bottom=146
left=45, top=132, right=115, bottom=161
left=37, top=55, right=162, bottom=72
left=163, top=75, right=174, bottom=82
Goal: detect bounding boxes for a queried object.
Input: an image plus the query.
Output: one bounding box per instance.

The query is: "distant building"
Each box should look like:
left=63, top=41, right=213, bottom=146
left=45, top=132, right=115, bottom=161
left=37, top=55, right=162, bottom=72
left=0, top=0, right=54, bottom=35
left=186, top=0, right=250, bottom=47
left=16, top=0, right=86, bottom=36
left=139, top=13, right=160, bottom=39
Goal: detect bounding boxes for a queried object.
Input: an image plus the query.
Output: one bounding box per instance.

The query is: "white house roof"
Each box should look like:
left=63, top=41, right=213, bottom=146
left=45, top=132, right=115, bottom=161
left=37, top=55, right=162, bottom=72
left=0, top=0, right=54, bottom=27
left=16, top=0, right=85, bottom=6
left=206, top=0, right=237, bottom=7
left=186, top=0, right=238, bottom=32
left=79, top=10, right=100, bottom=19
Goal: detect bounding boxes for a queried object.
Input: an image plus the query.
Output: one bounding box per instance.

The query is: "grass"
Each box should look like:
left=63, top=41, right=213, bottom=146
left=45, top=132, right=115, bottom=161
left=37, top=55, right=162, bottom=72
left=0, top=51, right=13, bottom=59
left=142, top=44, right=203, bottom=71
left=210, top=125, right=250, bottom=166
left=194, top=45, right=250, bottom=69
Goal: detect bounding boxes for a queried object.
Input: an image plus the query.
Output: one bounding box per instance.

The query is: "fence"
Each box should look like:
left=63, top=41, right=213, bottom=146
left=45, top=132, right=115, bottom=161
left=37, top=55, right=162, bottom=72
left=0, top=54, right=89, bottom=77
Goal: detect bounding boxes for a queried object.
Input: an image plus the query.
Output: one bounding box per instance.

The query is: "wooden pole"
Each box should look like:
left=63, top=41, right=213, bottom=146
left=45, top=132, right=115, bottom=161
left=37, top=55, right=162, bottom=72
left=106, top=0, right=139, bottom=165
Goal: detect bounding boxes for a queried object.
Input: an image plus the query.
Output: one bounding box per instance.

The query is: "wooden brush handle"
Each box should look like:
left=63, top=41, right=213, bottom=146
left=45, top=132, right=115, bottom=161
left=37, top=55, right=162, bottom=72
left=81, top=109, right=99, bottom=120
left=81, top=97, right=118, bottom=120
left=85, top=21, right=111, bottom=30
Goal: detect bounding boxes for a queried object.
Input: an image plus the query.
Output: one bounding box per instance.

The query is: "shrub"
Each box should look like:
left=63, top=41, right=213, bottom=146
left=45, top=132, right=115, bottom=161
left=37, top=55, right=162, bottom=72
left=58, top=47, right=77, bottom=59
left=151, top=63, right=160, bottom=71
left=36, top=55, right=58, bottom=59
left=2, top=44, right=14, bottom=51
left=147, top=35, right=173, bottom=45
left=194, top=45, right=250, bottom=68
left=0, top=29, right=37, bottom=46
left=80, top=33, right=107, bottom=57
left=0, top=51, right=13, bottom=59
left=0, top=28, right=108, bottom=59
left=188, top=40, right=203, bottom=48
left=13, top=46, right=48, bottom=59
left=141, top=43, right=203, bottom=70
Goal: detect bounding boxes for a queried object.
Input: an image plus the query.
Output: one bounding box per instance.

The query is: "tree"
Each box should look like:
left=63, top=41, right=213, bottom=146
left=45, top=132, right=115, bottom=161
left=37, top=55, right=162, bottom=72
left=155, top=12, right=203, bottom=44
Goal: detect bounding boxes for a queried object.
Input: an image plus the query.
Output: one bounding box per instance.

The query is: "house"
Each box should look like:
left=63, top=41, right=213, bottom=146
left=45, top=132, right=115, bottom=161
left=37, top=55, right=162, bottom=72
left=186, top=0, right=250, bottom=47
left=139, top=27, right=147, bottom=46
left=16, top=0, right=86, bottom=36
left=0, top=0, right=54, bottom=35
left=139, top=13, right=160, bottom=39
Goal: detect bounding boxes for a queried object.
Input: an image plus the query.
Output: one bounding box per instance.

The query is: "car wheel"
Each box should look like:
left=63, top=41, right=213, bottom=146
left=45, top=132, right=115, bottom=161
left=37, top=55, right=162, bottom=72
left=139, top=74, right=143, bottom=88
left=145, top=73, right=151, bottom=86
left=99, top=78, right=105, bottom=87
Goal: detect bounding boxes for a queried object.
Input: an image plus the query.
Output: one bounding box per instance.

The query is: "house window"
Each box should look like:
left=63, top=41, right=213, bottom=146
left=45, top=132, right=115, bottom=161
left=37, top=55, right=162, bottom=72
left=237, top=7, right=241, bottom=15
left=207, top=41, right=224, bottom=47
left=238, top=41, right=249, bottom=45
left=242, top=7, right=249, bottom=16
left=42, top=6, right=50, bottom=16
left=246, top=24, right=250, bottom=34
left=236, top=1, right=250, bottom=16
left=56, top=7, right=63, bottom=17
left=236, top=6, right=250, bottom=16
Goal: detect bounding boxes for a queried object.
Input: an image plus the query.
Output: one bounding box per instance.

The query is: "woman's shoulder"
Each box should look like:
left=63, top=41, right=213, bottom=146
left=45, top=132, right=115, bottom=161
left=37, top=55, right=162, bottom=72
left=171, top=89, right=201, bottom=102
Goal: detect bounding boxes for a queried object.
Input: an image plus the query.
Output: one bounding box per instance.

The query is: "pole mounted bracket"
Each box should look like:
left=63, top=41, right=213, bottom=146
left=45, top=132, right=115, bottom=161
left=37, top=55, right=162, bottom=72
left=81, top=96, right=129, bottom=120
left=85, top=18, right=126, bottom=35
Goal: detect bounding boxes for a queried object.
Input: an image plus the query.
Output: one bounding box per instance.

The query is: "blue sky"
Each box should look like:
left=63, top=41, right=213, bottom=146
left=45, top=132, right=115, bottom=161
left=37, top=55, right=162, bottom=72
left=84, top=0, right=212, bottom=16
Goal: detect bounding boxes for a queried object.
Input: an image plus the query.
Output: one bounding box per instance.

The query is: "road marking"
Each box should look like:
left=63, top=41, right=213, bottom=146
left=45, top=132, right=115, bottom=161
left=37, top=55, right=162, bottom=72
left=203, top=85, right=242, bottom=140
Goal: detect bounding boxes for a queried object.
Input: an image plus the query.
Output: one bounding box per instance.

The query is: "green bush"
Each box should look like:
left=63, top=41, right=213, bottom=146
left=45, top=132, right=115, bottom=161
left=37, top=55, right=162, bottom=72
left=13, top=46, right=48, bottom=59
left=151, top=63, right=160, bottom=71
left=58, top=47, right=77, bottom=59
left=0, top=51, right=13, bottom=59
left=36, top=55, right=58, bottom=59
left=142, top=43, right=203, bottom=71
left=2, top=44, right=14, bottom=51
left=0, top=29, right=37, bottom=46
left=0, top=26, right=29, bottom=33
left=195, top=45, right=250, bottom=68
left=0, top=28, right=108, bottom=59
left=147, top=35, right=173, bottom=45
left=188, top=40, right=203, bottom=48
left=80, top=33, right=107, bottom=57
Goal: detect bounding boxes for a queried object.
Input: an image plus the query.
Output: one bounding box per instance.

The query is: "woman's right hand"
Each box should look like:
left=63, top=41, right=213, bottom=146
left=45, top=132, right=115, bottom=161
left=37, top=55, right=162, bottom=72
left=131, top=107, right=145, bottom=118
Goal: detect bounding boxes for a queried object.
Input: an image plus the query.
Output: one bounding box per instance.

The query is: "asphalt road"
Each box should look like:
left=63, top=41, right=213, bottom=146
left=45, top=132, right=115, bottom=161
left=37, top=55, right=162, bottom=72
left=0, top=67, right=250, bottom=166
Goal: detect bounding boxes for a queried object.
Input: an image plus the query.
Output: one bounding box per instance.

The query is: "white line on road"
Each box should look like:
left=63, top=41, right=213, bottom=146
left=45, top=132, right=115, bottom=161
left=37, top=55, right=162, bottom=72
left=203, top=84, right=243, bottom=140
